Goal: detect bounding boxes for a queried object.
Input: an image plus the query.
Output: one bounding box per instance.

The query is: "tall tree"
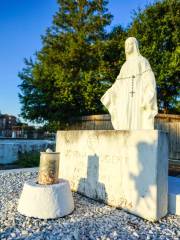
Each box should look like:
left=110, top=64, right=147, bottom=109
left=99, top=26, right=127, bottom=84
left=128, top=0, right=180, bottom=113
left=19, top=0, right=112, bottom=127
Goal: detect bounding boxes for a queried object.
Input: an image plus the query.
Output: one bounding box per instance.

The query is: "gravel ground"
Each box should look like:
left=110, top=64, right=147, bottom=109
left=0, top=169, right=179, bottom=240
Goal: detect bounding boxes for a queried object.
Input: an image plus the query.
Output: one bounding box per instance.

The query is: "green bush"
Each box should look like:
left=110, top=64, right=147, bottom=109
left=15, top=151, right=40, bottom=168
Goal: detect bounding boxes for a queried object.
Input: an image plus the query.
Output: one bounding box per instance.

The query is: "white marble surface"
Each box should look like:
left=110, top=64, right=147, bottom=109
left=168, top=176, right=180, bottom=215
left=18, top=179, right=74, bottom=219
left=101, top=37, right=158, bottom=130
left=56, top=130, right=168, bottom=221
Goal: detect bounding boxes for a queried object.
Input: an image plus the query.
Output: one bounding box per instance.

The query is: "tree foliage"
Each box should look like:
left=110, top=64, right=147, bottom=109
left=128, top=0, right=180, bottom=113
left=19, top=0, right=179, bottom=129
left=19, top=0, right=113, bottom=126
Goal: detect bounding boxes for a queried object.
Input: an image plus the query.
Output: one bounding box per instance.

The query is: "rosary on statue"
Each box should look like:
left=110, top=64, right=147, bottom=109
left=129, top=75, right=135, bottom=97
left=117, top=69, right=151, bottom=98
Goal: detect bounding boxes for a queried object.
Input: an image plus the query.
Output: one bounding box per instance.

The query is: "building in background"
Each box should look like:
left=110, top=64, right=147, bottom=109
left=0, top=111, right=54, bottom=139
left=0, top=111, right=18, bottom=137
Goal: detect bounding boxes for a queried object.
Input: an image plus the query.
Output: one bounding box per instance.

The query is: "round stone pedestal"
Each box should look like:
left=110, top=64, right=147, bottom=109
left=17, top=179, right=74, bottom=219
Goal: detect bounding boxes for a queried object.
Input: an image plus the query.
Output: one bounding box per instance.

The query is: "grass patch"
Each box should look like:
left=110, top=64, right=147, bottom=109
left=15, top=150, right=40, bottom=168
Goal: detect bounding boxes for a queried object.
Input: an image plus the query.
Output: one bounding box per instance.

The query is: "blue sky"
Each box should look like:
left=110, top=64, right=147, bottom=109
left=0, top=0, right=154, bottom=119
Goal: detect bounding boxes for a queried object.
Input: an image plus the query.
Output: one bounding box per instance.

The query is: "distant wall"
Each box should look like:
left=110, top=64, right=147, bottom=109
left=0, top=139, right=55, bottom=164
left=66, top=114, right=180, bottom=165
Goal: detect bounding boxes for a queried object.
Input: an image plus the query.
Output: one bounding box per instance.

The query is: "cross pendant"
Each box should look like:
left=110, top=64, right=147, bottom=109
left=129, top=75, right=135, bottom=97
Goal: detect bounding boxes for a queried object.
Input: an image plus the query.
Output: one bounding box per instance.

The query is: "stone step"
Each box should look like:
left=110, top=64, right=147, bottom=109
left=168, top=176, right=180, bottom=215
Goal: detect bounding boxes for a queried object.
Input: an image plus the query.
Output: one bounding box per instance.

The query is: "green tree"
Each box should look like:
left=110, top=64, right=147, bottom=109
left=128, top=0, right=180, bottom=113
left=99, top=26, right=127, bottom=85
left=19, top=0, right=179, bottom=128
left=19, top=0, right=112, bottom=128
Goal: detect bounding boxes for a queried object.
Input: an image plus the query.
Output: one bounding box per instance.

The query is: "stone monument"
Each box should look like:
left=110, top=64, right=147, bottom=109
left=101, top=37, right=158, bottom=130
left=56, top=38, right=169, bottom=221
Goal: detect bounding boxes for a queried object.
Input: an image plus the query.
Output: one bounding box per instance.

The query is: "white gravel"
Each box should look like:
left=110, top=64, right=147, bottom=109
left=0, top=169, right=179, bottom=240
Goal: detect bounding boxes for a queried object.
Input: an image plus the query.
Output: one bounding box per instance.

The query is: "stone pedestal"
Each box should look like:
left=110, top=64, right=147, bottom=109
left=56, top=130, right=168, bottom=221
left=168, top=177, right=180, bottom=215
left=18, top=179, right=74, bottom=219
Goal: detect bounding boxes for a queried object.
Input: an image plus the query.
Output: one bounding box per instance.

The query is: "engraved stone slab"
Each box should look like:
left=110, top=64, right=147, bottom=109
left=56, top=130, right=168, bottom=221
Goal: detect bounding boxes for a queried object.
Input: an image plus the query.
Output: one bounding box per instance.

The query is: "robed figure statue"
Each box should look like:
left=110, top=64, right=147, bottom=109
left=101, top=37, right=158, bottom=130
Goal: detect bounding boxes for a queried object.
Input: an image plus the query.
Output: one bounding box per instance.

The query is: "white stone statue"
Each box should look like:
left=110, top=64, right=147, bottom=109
left=101, top=37, right=158, bottom=130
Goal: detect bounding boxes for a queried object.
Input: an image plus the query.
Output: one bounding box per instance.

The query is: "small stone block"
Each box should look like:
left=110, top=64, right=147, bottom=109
left=18, top=179, right=74, bottom=219
left=168, top=177, right=180, bottom=215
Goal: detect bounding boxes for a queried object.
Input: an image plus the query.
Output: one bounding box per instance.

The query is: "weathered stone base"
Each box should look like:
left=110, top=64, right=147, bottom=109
left=168, top=177, right=180, bottom=215
left=18, top=179, right=74, bottom=219
left=56, top=130, right=168, bottom=221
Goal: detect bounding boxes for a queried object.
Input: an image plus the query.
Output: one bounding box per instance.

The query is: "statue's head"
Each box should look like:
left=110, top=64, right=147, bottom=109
left=125, top=37, right=140, bottom=59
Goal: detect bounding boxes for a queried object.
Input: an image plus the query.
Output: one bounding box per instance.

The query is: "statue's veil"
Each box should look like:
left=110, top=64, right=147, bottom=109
left=125, top=37, right=141, bottom=60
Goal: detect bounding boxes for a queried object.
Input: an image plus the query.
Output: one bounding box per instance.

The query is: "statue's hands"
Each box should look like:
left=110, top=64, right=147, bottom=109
left=141, top=103, right=152, bottom=111
left=141, top=102, right=146, bottom=110
left=141, top=103, right=153, bottom=120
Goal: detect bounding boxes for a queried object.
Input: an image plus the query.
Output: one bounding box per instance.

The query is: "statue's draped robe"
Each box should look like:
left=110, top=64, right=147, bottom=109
left=101, top=56, right=158, bottom=130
